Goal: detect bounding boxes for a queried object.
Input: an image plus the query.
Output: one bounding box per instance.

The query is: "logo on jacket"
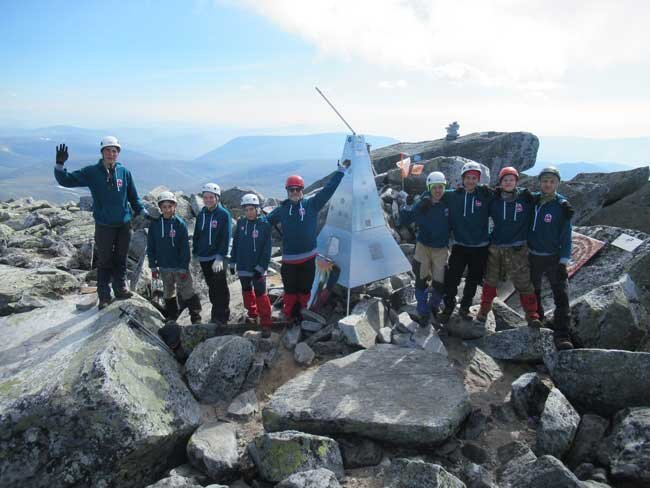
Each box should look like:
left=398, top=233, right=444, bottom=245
left=116, top=179, right=123, bottom=189
left=211, top=220, right=218, bottom=229
left=544, top=213, right=553, bottom=223
left=475, top=199, right=482, bottom=207
left=516, top=203, right=523, bottom=213
left=252, top=229, right=259, bottom=238
left=169, top=229, right=176, bottom=238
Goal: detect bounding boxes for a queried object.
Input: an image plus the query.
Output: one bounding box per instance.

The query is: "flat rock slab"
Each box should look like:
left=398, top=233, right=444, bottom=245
left=466, top=327, right=555, bottom=363
left=547, top=349, right=650, bottom=416
left=262, top=345, right=471, bottom=446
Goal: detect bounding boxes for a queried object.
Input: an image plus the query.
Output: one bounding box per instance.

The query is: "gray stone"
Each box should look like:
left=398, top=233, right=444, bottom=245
left=337, top=314, right=377, bottom=349
left=492, top=298, right=526, bottom=331
left=186, top=422, right=239, bottom=482
left=536, top=388, right=580, bottom=459
left=78, top=195, right=93, bottom=211
left=262, top=345, right=470, bottom=446
left=598, top=407, right=650, bottom=485
left=276, top=468, right=341, bottom=488
left=412, top=326, right=447, bottom=356
left=145, top=477, right=203, bottom=487
left=337, top=437, right=383, bottom=468
left=167, top=464, right=211, bottom=485
left=283, top=325, right=302, bottom=350
left=508, top=455, right=582, bottom=488
left=447, top=315, right=488, bottom=339
left=569, top=277, right=648, bottom=351
left=378, top=326, right=392, bottom=343
left=185, top=335, right=255, bottom=403
left=351, top=297, right=388, bottom=332
left=566, top=414, right=609, bottom=468
left=385, top=458, right=466, bottom=488
left=572, top=166, right=650, bottom=206
left=463, top=462, right=497, bottom=488
left=294, top=342, right=316, bottom=365
left=227, top=389, right=259, bottom=419
left=248, top=430, right=343, bottom=483
left=301, top=320, right=324, bottom=333
left=365, top=278, right=394, bottom=299
left=497, top=441, right=538, bottom=488
left=511, top=372, right=552, bottom=419
left=547, top=349, right=650, bottom=416
left=0, top=298, right=201, bottom=488
left=394, top=311, right=418, bottom=333
left=589, top=181, right=650, bottom=234
left=466, top=327, right=555, bottom=363
left=219, top=187, right=264, bottom=213
left=390, top=285, right=416, bottom=309
left=390, top=273, right=412, bottom=290
left=464, top=347, right=503, bottom=392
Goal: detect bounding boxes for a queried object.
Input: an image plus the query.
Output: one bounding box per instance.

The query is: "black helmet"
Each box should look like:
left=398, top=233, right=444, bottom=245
left=538, top=166, right=561, bottom=181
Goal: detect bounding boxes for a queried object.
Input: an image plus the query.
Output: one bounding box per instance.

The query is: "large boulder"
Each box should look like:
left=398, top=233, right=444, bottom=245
left=248, top=431, right=344, bottom=483
left=0, top=264, right=79, bottom=315
left=508, top=455, right=583, bottom=488
left=598, top=407, right=650, bottom=485
left=143, top=186, right=194, bottom=222
left=589, top=181, right=650, bottom=233
left=465, top=327, right=555, bottom=363
left=219, top=187, right=264, bottom=216
left=572, top=166, right=650, bottom=206
left=262, top=345, right=470, bottom=446
left=186, top=422, right=239, bottom=483
left=337, top=314, right=377, bottom=349
left=185, top=335, right=256, bottom=403
left=497, top=441, right=538, bottom=488
left=547, top=349, right=650, bottom=416
left=536, top=388, right=581, bottom=459
left=566, top=414, right=609, bottom=468
left=511, top=372, right=552, bottom=419
left=384, top=458, right=466, bottom=488
left=0, top=298, right=201, bottom=488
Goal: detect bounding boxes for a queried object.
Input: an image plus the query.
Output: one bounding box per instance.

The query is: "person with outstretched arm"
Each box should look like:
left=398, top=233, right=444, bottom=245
left=54, top=136, right=148, bottom=309
left=267, top=159, right=351, bottom=324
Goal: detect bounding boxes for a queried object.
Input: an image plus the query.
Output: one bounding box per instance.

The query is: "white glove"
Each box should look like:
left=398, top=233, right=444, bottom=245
left=211, top=257, right=223, bottom=273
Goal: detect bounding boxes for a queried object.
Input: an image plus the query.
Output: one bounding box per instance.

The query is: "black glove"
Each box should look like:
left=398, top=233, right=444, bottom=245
left=56, top=144, right=68, bottom=165
left=418, top=196, right=432, bottom=214
left=229, top=265, right=236, bottom=275
left=561, top=200, right=575, bottom=219
left=338, top=158, right=351, bottom=170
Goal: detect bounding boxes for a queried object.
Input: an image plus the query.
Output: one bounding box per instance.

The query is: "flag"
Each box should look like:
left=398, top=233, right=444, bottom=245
left=410, top=164, right=424, bottom=176
left=396, top=155, right=411, bottom=178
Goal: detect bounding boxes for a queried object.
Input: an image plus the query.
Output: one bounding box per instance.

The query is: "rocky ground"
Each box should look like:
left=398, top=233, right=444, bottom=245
left=1, top=132, right=649, bottom=488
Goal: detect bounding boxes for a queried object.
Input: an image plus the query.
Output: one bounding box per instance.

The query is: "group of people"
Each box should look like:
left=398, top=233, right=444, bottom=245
left=397, top=161, right=574, bottom=350
left=54, top=136, right=573, bottom=349
left=54, top=137, right=350, bottom=338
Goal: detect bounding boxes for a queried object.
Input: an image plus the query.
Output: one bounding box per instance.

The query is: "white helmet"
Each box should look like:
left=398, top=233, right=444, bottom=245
left=201, top=183, right=221, bottom=196
left=157, top=191, right=177, bottom=205
left=240, top=193, right=260, bottom=207
left=461, top=161, right=482, bottom=177
left=100, top=136, right=121, bottom=152
left=426, top=171, right=447, bottom=188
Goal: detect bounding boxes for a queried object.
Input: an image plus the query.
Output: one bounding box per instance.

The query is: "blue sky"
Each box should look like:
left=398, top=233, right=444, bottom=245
left=2, top=0, right=650, bottom=140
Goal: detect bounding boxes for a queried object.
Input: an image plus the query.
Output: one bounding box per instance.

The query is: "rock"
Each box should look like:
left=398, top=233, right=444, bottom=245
left=598, top=407, right=650, bottom=485
left=337, top=437, right=383, bottom=468
left=411, top=326, right=448, bottom=356
left=447, top=315, right=488, bottom=339
left=390, top=273, right=412, bottom=290
left=378, top=326, right=392, bottom=343
left=78, top=195, right=93, bottom=211
left=186, top=422, right=239, bottom=482
left=283, top=325, right=302, bottom=350
left=569, top=276, right=648, bottom=351
left=462, top=442, right=490, bottom=465
left=219, top=187, right=264, bottom=213
left=227, top=389, right=259, bottom=419
left=589, top=181, right=650, bottom=233
left=509, top=455, right=583, bottom=488
left=497, top=441, right=538, bottom=488
left=301, top=320, right=324, bottom=333
left=248, top=431, right=344, bottom=483
left=566, top=414, right=609, bottom=468
left=263, top=345, right=470, bottom=446
left=145, top=477, right=203, bottom=487
left=547, top=349, right=650, bottom=416
left=464, top=462, right=497, bottom=488
left=276, top=468, right=341, bottom=488
left=0, top=298, right=201, bottom=488
left=492, top=298, right=526, bottom=331
left=185, top=335, right=255, bottom=403
left=0, top=264, right=79, bottom=315
left=394, top=311, right=418, bottom=333
left=371, top=131, right=538, bottom=183
left=464, top=347, right=503, bottom=392
left=572, top=166, right=650, bottom=206
left=459, top=409, right=488, bottom=441
left=365, top=278, right=394, bottom=299
left=144, top=187, right=194, bottom=222
left=511, top=372, right=552, bottom=419
left=390, top=285, right=416, bottom=309
left=351, top=297, right=388, bottom=332
left=384, top=458, right=466, bottom=488
left=466, top=327, right=555, bottom=363
left=167, top=464, right=212, bottom=486
left=337, top=314, right=377, bottom=349
left=294, top=342, right=316, bottom=365
left=536, top=388, right=580, bottom=459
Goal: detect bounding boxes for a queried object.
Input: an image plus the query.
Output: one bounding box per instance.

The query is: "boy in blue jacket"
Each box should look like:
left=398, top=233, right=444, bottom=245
left=268, top=159, right=350, bottom=322
left=440, top=161, right=494, bottom=322
left=397, top=171, right=450, bottom=326
left=147, top=191, right=202, bottom=324
left=475, top=167, right=540, bottom=326
left=528, top=167, right=574, bottom=350
left=54, top=137, right=147, bottom=309
left=229, top=194, right=273, bottom=336
left=193, top=183, right=232, bottom=324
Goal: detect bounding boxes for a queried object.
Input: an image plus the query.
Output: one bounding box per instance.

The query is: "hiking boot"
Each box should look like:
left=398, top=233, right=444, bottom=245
left=527, top=317, right=543, bottom=328
left=417, top=314, right=431, bottom=328
left=555, top=336, right=574, bottom=350
left=439, top=302, right=455, bottom=323
left=189, top=311, right=202, bottom=324
left=114, top=288, right=133, bottom=300
left=98, top=297, right=112, bottom=310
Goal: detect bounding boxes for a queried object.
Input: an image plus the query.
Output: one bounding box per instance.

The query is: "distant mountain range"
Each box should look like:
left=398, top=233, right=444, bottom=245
left=0, top=126, right=647, bottom=203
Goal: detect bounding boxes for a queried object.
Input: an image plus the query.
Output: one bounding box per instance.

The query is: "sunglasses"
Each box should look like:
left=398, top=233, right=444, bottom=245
left=287, top=187, right=303, bottom=193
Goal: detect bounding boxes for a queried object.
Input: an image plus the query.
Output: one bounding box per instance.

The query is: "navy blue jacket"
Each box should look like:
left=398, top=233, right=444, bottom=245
left=399, top=192, right=450, bottom=248
left=54, top=160, right=145, bottom=227
left=192, top=204, right=232, bottom=262
left=445, top=186, right=494, bottom=247
left=528, top=193, right=573, bottom=263
left=489, top=188, right=533, bottom=247
left=231, top=216, right=272, bottom=276
left=147, top=215, right=190, bottom=271
left=267, top=169, right=344, bottom=262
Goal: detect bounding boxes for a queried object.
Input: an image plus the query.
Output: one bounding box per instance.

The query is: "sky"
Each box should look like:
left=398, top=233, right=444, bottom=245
left=2, top=0, right=650, bottom=140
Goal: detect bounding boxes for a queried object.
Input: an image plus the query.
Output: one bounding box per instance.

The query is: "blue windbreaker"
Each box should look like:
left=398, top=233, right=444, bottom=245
left=147, top=215, right=190, bottom=271
left=231, top=216, right=272, bottom=276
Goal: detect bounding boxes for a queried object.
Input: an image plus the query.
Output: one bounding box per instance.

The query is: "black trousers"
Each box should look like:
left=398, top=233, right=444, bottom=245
left=529, top=254, right=570, bottom=337
left=443, top=244, right=488, bottom=309
left=95, top=223, right=132, bottom=299
left=280, top=257, right=316, bottom=295
left=200, top=260, right=230, bottom=322
left=240, top=276, right=267, bottom=295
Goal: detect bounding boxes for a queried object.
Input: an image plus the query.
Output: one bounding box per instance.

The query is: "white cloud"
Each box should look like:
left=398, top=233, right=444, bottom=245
left=237, top=0, right=650, bottom=93
left=378, top=79, right=408, bottom=89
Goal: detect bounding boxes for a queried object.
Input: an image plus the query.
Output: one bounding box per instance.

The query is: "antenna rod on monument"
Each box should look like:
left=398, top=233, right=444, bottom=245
left=315, top=86, right=356, bottom=135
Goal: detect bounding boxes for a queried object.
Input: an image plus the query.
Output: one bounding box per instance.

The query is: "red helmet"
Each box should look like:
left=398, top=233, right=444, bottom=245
left=285, top=175, right=305, bottom=189
left=498, top=166, right=519, bottom=182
